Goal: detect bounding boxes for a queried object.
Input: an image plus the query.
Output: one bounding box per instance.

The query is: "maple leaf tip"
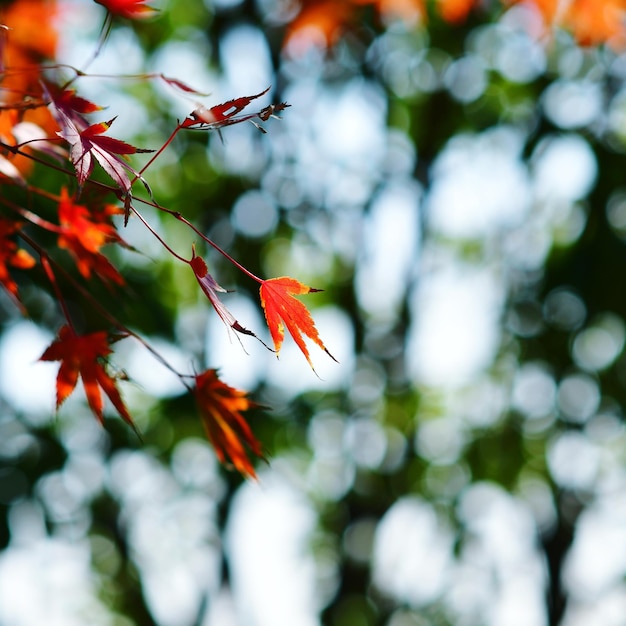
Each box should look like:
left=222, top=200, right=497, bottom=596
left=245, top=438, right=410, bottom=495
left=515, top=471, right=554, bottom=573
left=131, top=423, right=144, bottom=443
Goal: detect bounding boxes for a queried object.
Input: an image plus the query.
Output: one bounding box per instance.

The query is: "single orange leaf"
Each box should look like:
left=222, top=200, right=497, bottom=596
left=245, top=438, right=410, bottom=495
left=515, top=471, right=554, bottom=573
left=194, top=369, right=263, bottom=478
left=259, top=276, right=337, bottom=370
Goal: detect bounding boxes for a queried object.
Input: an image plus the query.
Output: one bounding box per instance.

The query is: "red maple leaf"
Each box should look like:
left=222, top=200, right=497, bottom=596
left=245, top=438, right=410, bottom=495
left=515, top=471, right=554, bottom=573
left=57, top=187, right=125, bottom=284
left=181, top=87, right=290, bottom=133
left=45, top=85, right=104, bottom=128
left=259, top=276, right=337, bottom=370
left=0, top=219, right=36, bottom=311
left=194, top=368, right=263, bottom=478
left=94, top=0, right=157, bottom=19
left=40, top=325, right=135, bottom=428
left=53, top=109, right=153, bottom=194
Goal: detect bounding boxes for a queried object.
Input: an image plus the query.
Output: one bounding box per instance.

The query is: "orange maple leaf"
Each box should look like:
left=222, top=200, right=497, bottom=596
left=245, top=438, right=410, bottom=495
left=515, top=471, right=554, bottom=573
left=194, top=368, right=263, bottom=478
left=94, top=0, right=157, bottom=19
left=259, top=276, right=337, bottom=370
left=562, top=0, right=626, bottom=48
left=40, top=325, right=135, bottom=428
left=57, top=188, right=125, bottom=284
left=0, top=218, right=35, bottom=311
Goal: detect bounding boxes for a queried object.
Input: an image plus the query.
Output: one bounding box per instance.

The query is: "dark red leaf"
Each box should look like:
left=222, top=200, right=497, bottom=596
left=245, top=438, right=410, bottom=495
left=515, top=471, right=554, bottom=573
left=180, top=87, right=289, bottom=132
left=94, top=0, right=157, bottom=19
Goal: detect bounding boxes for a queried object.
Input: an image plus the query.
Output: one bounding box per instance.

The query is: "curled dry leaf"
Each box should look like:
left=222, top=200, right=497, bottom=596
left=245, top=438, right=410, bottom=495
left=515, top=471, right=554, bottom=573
left=190, top=246, right=270, bottom=349
left=181, top=87, right=290, bottom=133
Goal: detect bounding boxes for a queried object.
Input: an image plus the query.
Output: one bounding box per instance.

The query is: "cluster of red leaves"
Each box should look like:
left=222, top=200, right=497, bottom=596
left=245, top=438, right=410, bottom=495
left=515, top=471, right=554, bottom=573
left=36, top=93, right=326, bottom=476
left=2, top=67, right=319, bottom=483
left=0, top=0, right=252, bottom=479
left=2, top=0, right=621, bottom=480
left=38, top=323, right=265, bottom=477
left=38, top=322, right=268, bottom=478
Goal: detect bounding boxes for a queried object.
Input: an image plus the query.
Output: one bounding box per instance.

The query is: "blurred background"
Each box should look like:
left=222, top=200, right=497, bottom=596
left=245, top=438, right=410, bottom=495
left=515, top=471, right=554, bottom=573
left=2, top=0, right=626, bottom=624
